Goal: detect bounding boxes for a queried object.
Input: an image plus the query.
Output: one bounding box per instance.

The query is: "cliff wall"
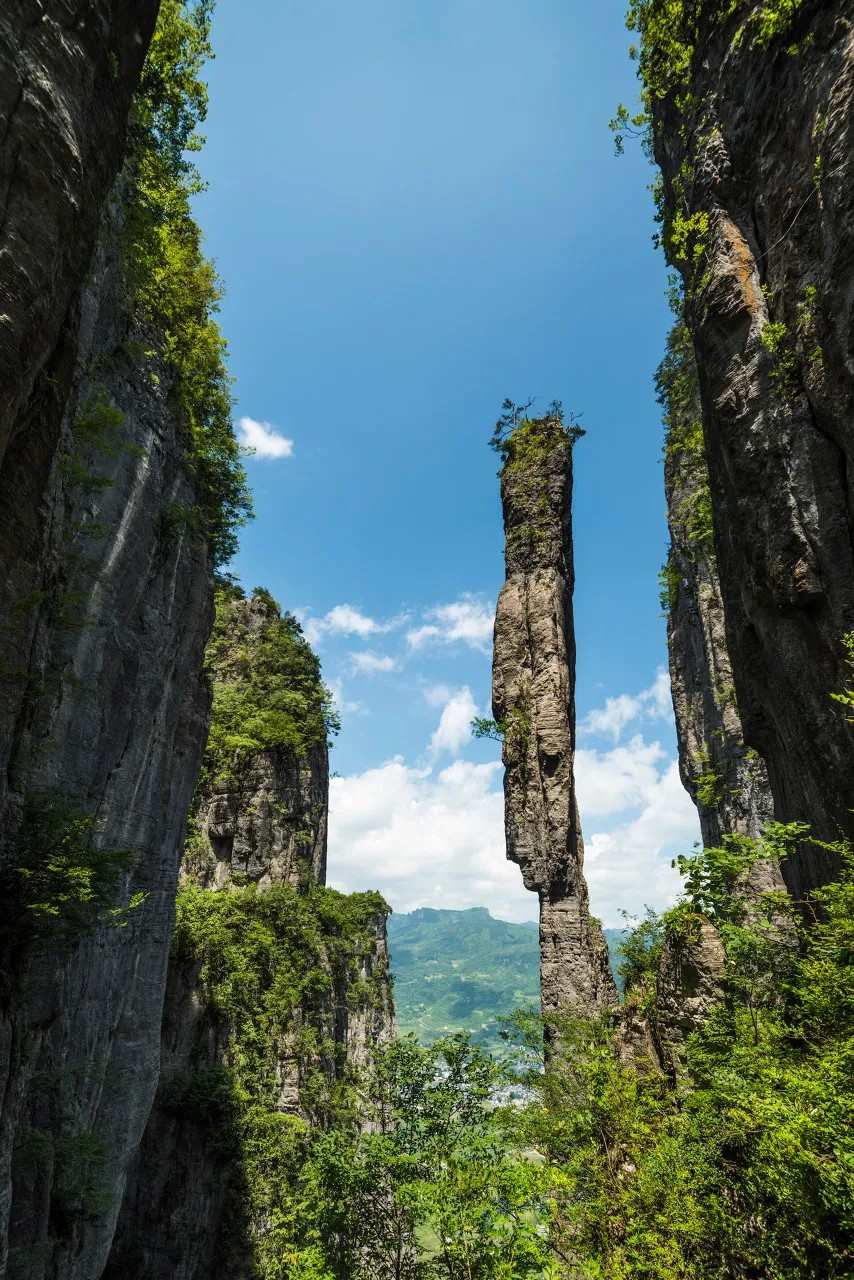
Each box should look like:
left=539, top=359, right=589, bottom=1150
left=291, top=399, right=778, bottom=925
left=491, top=409, right=617, bottom=1019
left=106, top=592, right=395, bottom=1280
left=0, top=6, right=249, bottom=1275
left=641, top=0, right=854, bottom=895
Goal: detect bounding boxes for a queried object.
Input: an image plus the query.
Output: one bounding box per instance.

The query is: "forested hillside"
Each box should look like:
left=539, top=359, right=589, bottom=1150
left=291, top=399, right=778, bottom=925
left=389, top=909, right=626, bottom=1055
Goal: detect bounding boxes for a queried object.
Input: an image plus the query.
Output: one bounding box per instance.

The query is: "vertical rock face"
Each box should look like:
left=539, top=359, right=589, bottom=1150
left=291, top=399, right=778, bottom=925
left=0, top=201, right=214, bottom=1280
left=106, top=592, right=395, bottom=1280
left=0, top=7, right=247, bottom=1275
left=647, top=1, right=854, bottom=895
left=491, top=413, right=617, bottom=1018
left=654, top=323, right=785, bottom=1074
left=182, top=595, right=329, bottom=892
left=662, top=324, right=776, bottom=853
left=0, top=0, right=158, bottom=464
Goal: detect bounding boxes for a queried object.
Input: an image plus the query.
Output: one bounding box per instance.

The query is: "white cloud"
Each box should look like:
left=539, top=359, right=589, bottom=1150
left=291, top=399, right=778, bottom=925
left=407, top=595, right=494, bottom=653
left=350, top=650, right=398, bottom=675
left=585, top=761, right=699, bottom=924
left=429, top=687, right=479, bottom=757
left=575, top=736, right=667, bottom=817
left=580, top=668, right=673, bottom=743
left=327, top=677, right=364, bottom=717
left=237, top=416, right=294, bottom=460
left=328, top=758, right=536, bottom=922
left=422, top=682, right=454, bottom=708
left=327, top=731, right=700, bottom=927
left=300, top=604, right=406, bottom=649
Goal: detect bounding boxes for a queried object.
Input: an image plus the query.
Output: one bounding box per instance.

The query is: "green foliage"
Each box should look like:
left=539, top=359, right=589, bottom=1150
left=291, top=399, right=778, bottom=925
left=618, top=0, right=808, bottom=293
left=831, top=631, right=854, bottom=721
left=490, top=398, right=584, bottom=462
left=0, top=788, right=144, bottom=947
left=657, top=562, right=679, bottom=617
left=624, top=0, right=807, bottom=111
left=388, top=907, right=540, bottom=1057
left=471, top=716, right=506, bottom=742
left=754, top=0, right=806, bottom=45
left=122, top=0, right=251, bottom=564
left=389, top=910, right=628, bottom=1058
left=760, top=318, right=800, bottom=396
left=690, top=748, right=723, bottom=811
left=202, top=583, right=340, bottom=787
left=516, top=821, right=854, bottom=1279
left=307, top=1035, right=552, bottom=1280
left=170, top=880, right=392, bottom=1273
left=615, top=908, right=666, bottom=1012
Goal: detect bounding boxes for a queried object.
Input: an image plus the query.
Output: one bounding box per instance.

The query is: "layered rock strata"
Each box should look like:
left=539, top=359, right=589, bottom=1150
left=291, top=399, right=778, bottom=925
left=491, top=414, right=617, bottom=1019
left=105, top=592, right=395, bottom=1279
left=647, top=0, right=854, bottom=895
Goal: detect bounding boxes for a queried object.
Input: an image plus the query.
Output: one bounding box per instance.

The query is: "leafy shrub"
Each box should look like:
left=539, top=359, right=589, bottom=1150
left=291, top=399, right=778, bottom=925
left=0, top=788, right=143, bottom=947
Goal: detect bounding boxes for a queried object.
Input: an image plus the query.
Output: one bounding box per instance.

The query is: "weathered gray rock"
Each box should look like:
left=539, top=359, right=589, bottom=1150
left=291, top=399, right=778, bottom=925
left=105, top=593, right=395, bottom=1279
left=182, top=596, right=329, bottom=892
left=491, top=416, right=617, bottom=1018
left=647, top=324, right=787, bottom=1077
left=651, top=1, right=854, bottom=896
left=0, top=202, right=214, bottom=1280
left=653, top=921, right=727, bottom=1080
left=0, top=0, right=158, bottom=466
left=662, top=324, right=777, bottom=853
left=106, top=912, right=395, bottom=1280
left=186, top=748, right=328, bottom=891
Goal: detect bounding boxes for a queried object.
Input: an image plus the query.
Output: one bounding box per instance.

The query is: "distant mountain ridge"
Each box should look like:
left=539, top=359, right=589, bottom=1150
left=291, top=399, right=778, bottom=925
left=388, top=906, right=625, bottom=1056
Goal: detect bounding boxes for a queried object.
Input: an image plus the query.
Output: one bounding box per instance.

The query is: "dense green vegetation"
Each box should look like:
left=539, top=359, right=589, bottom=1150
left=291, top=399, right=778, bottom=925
left=306, top=1035, right=551, bottom=1280
left=202, top=582, right=339, bottom=788
left=657, top=320, right=713, bottom=554
left=123, top=0, right=251, bottom=564
left=169, top=881, right=391, bottom=1274
left=516, top=826, right=854, bottom=1279
left=388, top=908, right=625, bottom=1057
left=180, top=832, right=854, bottom=1278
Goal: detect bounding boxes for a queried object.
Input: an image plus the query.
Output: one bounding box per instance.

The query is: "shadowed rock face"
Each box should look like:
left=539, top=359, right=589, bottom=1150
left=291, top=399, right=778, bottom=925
left=491, top=417, right=617, bottom=1018
left=652, top=1, right=854, bottom=896
left=663, top=325, right=776, bottom=854
left=0, top=9, right=222, bottom=1277
left=0, top=200, right=214, bottom=1280
left=649, top=321, right=792, bottom=1077
left=0, top=1, right=158, bottom=466
left=105, top=594, right=395, bottom=1280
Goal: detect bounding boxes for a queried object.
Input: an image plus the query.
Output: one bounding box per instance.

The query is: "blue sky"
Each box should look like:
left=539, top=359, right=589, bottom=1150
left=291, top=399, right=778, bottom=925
left=199, top=0, right=700, bottom=925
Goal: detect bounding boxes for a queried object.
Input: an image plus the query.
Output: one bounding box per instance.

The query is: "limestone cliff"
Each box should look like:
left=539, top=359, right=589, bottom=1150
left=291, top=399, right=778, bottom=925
left=0, top=6, right=249, bottom=1276
left=491, top=408, right=617, bottom=1019
left=0, top=0, right=158, bottom=502
left=182, top=592, right=329, bottom=891
left=640, top=0, right=854, bottom=895
left=105, top=591, right=395, bottom=1280
left=654, top=322, right=789, bottom=1072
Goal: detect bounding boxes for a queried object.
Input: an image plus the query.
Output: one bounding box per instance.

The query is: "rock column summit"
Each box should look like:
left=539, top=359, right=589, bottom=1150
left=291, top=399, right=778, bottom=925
left=491, top=410, right=617, bottom=1019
